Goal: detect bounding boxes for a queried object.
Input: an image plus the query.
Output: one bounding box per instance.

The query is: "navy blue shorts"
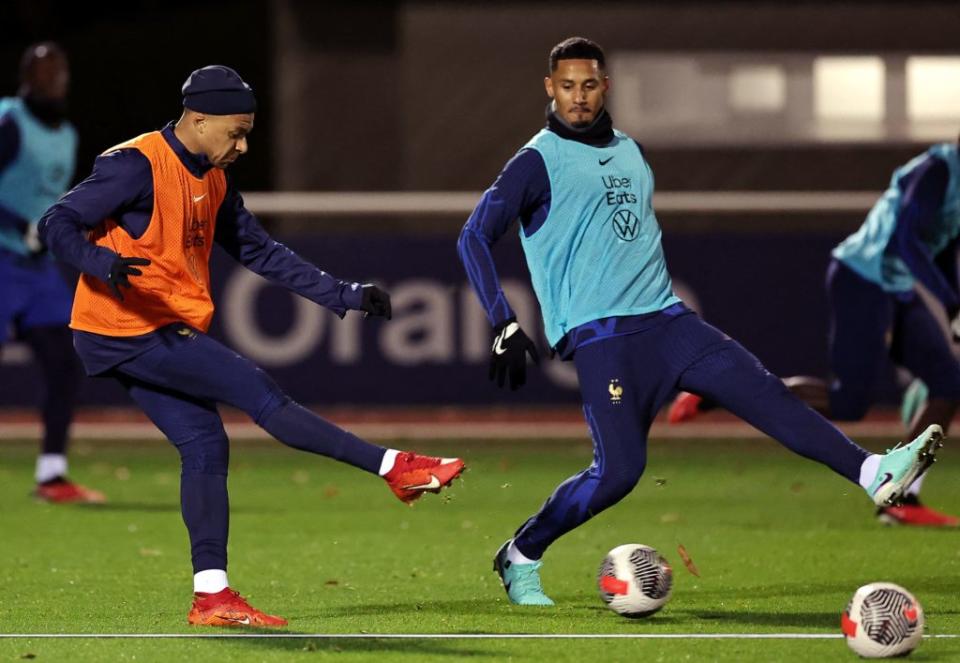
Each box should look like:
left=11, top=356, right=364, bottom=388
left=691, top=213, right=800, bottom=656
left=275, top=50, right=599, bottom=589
left=827, top=259, right=960, bottom=419
left=0, top=252, right=73, bottom=344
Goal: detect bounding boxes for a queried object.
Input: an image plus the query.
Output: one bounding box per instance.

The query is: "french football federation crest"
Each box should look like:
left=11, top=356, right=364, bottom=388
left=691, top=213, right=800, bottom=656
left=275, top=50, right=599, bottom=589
left=609, top=379, right=623, bottom=404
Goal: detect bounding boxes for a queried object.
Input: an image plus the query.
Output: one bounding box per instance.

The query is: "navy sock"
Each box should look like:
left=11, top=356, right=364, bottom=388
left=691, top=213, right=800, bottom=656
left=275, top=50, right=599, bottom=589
left=181, top=472, right=229, bottom=573
left=259, top=398, right=385, bottom=475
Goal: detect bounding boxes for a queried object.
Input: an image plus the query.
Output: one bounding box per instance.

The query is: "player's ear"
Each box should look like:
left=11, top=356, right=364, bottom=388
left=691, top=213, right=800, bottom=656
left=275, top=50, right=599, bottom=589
left=602, top=76, right=610, bottom=93
left=193, top=112, right=207, bottom=134
left=544, top=76, right=554, bottom=99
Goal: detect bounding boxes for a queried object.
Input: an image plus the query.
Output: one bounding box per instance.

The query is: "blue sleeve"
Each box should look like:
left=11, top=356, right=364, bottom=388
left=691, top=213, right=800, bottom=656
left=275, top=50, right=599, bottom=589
left=214, top=184, right=362, bottom=318
left=0, top=112, right=27, bottom=232
left=457, top=148, right=550, bottom=327
left=891, top=156, right=960, bottom=313
left=38, top=149, right=153, bottom=281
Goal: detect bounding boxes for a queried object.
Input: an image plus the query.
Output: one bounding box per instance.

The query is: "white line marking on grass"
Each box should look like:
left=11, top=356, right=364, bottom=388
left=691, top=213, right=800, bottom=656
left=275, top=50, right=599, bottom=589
left=1, top=633, right=958, bottom=639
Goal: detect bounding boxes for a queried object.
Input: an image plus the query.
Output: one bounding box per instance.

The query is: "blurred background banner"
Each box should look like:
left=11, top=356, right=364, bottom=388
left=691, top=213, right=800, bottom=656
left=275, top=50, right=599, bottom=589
left=3, top=224, right=911, bottom=406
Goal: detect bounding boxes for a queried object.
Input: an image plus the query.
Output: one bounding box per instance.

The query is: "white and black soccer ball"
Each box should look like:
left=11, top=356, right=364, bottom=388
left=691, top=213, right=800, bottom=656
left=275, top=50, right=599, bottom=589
left=597, top=544, right=672, bottom=617
left=842, top=582, right=924, bottom=658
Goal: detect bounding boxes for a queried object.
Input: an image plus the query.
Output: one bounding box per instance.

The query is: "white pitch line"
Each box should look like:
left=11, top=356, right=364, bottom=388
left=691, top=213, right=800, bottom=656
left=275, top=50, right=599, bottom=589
left=1, top=633, right=958, bottom=639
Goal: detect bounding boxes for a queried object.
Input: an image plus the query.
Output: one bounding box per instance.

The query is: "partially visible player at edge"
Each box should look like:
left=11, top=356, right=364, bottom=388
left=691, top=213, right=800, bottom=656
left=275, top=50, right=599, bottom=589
left=670, top=142, right=960, bottom=528
left=0, top=43, right=101, bottom=503
left=457, top=37, right=943, bottom=606
left=39, top=65, right=464, bottom=627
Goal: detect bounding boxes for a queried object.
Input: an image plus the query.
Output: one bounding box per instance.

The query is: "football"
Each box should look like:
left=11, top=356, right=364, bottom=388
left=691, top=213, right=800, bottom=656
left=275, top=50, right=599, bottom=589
left=597, top=544, right=673, bottom=617
left=842, top=582, right=924, bottom=658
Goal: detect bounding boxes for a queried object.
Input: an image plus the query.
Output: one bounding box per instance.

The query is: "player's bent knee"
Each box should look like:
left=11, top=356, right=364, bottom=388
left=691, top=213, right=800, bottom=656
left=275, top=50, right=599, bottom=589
left=175, top=434, right=230, bottom=476
left=593, top=465, right=645, bottom=507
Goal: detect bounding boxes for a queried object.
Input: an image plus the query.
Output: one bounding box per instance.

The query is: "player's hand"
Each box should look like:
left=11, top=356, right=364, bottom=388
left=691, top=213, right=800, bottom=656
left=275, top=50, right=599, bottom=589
left=23, top=224, right=46, bottom=257
left=489, top=318, right=539, bottom=391
left=106, top=254, right=151, bottom=301
left=359, top=284, right=392, bottom=319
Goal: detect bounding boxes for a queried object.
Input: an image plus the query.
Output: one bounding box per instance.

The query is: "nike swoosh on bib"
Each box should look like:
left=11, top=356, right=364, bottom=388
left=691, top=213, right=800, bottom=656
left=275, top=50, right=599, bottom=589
left=599, top=156, right=614, bottom=166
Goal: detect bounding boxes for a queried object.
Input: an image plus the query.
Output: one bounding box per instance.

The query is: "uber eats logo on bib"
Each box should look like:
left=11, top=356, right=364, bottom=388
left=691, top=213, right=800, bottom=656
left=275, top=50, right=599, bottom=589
left=602, top=175, right=641, bottom=241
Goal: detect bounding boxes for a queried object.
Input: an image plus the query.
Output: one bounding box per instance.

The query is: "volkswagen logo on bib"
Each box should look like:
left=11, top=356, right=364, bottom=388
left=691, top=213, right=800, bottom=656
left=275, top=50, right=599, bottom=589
left=611, top=209, right=640, bottom=241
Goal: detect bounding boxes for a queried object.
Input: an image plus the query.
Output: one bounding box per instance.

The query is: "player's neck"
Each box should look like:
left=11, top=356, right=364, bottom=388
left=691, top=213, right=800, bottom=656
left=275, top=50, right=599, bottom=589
left=173, top=121, right=205, bottom=157
left=545, top=104, right=613, bottom=147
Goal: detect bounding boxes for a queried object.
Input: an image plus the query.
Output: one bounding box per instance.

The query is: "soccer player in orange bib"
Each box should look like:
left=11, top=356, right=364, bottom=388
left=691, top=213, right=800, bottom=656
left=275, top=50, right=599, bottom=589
left=39, top=65, right=464, bottom=627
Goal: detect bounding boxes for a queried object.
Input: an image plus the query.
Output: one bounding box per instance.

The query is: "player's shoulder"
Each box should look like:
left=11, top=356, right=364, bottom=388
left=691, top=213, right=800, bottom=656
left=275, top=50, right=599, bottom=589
left=0, top=97, right=20, bottom=128
left=610, top=128, right=646, bottom=157
left=93, top=146, right=153, bottom=179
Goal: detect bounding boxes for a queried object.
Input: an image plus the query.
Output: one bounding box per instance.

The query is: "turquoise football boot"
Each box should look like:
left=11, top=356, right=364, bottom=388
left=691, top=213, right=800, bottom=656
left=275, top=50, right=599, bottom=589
left=867, top=424, right=944, bottom=507
left=899, top=379, right=928, bottom=428
left=493, top=540, right=554, bottom=606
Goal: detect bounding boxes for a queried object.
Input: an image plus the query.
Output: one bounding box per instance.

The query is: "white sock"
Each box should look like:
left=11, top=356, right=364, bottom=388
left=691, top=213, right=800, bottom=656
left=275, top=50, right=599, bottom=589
left=858, top=454, right=882, bottom=490
left=35, top=454, right=67, bottom=484
left=507, top=540, right=539, bottom=565
left=378, top=449, right=400, bottom=476
left=194, top=569, right=228, bottom=594
left=906, top=472, right=925, bottom=496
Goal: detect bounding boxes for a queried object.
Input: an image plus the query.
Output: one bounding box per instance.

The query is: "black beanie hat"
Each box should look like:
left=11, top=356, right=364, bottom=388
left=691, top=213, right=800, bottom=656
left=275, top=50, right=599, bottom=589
left=182, top=65, right=256, bottom=115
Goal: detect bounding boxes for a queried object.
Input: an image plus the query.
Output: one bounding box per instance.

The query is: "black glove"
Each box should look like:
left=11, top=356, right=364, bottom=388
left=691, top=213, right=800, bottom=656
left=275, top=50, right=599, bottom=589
left=489, top=318, right=540, bottom=391
left=359, top=284, right=392, bottom=319
left=106, top=254, right=151, bottom=301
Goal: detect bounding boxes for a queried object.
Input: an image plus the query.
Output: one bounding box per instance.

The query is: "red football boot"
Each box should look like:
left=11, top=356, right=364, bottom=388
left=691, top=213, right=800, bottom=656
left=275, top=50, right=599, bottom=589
left=384, top=451, right=465, bottom=504
left=188, top=588, right=288, bottom=627
left=667, top=392, right=703, bottom=424
left=877, top=495, right=959, bottom=527
left=34, top=477, right=106, bottom=504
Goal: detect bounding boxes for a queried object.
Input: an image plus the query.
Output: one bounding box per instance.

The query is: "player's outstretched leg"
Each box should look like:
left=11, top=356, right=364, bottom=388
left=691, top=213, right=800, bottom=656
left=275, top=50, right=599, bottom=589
left=188, top=588, right=287, bottom=627
left=493, top=539, right=553, bottom=606
left=674, top=318, right=944, bottom=506
left=257, top=399, right=465, bottom=504
left=863, top=424, right=943, bottom=507
left=116, top=326, right=465, bottom=504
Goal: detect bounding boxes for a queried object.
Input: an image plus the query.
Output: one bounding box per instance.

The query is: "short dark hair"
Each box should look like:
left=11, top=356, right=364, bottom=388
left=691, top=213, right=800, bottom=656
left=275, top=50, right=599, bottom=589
left=548, top=37, right=605, bottom=73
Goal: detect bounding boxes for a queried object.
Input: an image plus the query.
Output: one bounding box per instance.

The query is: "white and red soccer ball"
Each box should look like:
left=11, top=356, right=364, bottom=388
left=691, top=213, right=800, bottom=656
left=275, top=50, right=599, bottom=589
left=842, top=582, right=924, bottom=658
left=597, top=544, right=673, bottom=617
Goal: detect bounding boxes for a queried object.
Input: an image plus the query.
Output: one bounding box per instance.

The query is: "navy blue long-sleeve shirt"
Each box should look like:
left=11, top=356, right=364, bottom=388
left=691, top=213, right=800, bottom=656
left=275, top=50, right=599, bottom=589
left=891, top=154, right=960, bottom=313
left=457, top=148, right=550, bottom=328
left=39, top=122, right=364, bottom=374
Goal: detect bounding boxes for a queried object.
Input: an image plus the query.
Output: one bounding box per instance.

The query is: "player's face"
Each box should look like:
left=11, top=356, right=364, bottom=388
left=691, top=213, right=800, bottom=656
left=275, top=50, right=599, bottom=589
left=201, top=114, right=254, bottom=169
left=545, top=59, right=608, bottom=128
left=26, top=53, right=69, bottom=101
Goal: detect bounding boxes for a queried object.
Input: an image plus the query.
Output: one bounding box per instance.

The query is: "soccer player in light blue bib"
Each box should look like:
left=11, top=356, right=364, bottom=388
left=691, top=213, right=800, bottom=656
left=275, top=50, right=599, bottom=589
left=458, top=37, right=946, bottom=606
left=0, top=43, right=100, bottom=503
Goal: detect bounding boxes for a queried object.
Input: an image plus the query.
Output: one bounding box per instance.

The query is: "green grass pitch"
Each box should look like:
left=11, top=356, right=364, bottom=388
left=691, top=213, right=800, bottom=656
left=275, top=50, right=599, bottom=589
left=1, top=436, right=958, bottom=662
